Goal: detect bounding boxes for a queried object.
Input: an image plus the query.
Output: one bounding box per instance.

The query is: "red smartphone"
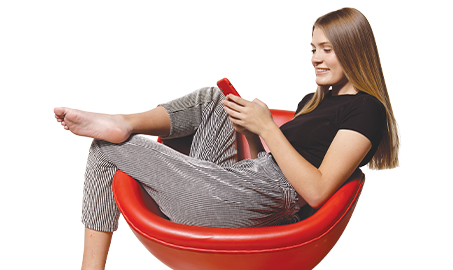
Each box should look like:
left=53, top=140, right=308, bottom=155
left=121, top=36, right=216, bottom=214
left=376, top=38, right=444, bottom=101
left=217, top=78, right=241, bottom=97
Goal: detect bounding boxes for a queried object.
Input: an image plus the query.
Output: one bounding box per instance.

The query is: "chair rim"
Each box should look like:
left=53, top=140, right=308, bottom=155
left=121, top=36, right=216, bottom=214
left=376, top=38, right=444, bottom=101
left=113, top=169, right=365, bottom=253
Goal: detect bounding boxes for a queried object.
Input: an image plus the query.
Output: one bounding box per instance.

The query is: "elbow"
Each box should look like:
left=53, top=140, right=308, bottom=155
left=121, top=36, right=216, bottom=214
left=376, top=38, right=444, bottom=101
left=304, top=192, right=329, bottom=209
left=306, top=198, right=325, bottom=210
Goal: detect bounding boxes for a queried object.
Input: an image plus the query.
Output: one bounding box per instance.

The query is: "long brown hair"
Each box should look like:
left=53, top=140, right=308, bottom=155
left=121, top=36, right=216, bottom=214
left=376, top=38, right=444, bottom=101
left=296, top=8, right=399, bottom=170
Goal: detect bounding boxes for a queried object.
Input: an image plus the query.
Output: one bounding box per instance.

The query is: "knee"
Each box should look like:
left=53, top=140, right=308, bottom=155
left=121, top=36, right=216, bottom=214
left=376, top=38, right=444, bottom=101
left=86, top=139, right=116, bottom=169
left=196, top=86, right=224, bottom=104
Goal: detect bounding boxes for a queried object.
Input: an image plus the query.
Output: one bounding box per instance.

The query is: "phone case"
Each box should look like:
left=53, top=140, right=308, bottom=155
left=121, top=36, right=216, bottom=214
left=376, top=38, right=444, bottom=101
left=217, top=78, right=240, bottom=97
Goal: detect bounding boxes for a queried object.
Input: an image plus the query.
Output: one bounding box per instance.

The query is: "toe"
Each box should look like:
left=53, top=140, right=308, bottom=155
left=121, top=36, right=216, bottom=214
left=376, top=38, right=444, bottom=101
left=54, top=107, right=67, bottom=117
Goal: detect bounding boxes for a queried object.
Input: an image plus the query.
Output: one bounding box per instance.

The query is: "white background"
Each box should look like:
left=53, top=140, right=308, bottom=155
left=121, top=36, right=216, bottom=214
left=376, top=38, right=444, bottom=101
left=1, top=0, right=451, bottom=269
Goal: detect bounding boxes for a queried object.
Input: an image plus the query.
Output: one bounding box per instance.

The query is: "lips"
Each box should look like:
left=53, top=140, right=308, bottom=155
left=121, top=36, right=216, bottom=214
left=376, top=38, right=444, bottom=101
left=316, top=68, right=329, bottom=75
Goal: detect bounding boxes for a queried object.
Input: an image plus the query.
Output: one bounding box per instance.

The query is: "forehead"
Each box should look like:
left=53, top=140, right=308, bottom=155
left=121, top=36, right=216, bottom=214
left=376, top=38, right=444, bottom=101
left=311, top=27, right=331, bottom=46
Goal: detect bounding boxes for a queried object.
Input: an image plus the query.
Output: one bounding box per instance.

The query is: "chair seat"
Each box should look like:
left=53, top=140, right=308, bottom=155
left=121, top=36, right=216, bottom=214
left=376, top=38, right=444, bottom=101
left=112, top=108, right=365, bottom=270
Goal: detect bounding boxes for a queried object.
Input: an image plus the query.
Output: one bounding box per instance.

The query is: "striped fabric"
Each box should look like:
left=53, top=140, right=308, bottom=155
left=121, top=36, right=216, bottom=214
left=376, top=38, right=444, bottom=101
left=81, top=87, right=301, bottom=231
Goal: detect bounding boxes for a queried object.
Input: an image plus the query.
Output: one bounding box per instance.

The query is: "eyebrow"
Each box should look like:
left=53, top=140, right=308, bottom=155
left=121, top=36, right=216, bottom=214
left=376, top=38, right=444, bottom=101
left=310, top=41, right=332, bottom=47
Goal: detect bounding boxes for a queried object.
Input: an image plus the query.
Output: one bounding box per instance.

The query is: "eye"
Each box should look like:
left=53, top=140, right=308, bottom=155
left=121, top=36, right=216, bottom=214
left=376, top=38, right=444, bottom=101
left=324, top=49, right=332, bottom=53
left=311, top=49, right=316, bottom=54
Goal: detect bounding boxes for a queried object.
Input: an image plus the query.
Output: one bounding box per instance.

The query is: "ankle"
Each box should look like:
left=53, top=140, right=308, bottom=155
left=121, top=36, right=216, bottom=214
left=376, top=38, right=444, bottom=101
left=121, top=107, right=171, bottom=137
left=117, top=114, right=133, bottom=136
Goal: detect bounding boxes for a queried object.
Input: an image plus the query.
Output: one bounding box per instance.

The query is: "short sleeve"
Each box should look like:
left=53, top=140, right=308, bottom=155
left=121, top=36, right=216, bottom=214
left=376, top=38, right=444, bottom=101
left=339, top=95, right=386, bottom=147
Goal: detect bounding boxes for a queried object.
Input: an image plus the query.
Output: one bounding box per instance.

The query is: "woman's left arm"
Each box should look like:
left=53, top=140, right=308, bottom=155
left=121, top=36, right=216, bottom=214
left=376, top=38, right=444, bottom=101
left=223, top=94, right=371, bottom=208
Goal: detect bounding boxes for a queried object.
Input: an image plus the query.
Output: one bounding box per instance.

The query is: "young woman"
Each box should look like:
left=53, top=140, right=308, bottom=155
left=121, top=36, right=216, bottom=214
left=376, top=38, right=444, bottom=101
left=54, top=7, right=398, bottom=270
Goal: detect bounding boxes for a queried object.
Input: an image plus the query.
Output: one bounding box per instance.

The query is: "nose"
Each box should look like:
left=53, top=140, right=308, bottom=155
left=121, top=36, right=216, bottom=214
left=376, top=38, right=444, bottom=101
left=311, top=50, right=322, bottom=66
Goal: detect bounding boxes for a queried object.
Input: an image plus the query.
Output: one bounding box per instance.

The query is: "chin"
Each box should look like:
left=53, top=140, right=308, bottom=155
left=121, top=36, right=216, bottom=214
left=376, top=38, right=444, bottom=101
left=315, top=80, right=332, bottom=87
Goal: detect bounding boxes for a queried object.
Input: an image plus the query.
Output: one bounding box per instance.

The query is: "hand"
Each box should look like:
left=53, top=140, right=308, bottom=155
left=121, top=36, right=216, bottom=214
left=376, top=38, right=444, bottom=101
left=222, top=94, right=277, bottom=137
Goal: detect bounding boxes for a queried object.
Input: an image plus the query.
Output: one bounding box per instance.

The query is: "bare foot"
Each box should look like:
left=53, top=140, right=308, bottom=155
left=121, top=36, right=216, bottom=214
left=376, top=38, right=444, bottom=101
left=54, top=107, right=132, bottom=143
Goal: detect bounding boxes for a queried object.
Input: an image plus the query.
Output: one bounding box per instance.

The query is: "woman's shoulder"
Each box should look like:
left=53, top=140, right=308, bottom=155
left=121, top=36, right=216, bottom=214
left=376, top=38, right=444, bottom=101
left=350, top=91, right=386, bottom=114
left=336, top=92, right=386, bottom=129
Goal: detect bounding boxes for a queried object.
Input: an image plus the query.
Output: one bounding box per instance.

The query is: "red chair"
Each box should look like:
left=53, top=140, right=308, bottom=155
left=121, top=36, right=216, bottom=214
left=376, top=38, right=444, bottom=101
left=112, top=109, right=365, bottom=270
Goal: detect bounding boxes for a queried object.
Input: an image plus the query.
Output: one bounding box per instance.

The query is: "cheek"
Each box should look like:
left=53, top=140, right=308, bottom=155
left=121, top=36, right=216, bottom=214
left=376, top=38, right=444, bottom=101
left=327, top=58, right=344, bottom=77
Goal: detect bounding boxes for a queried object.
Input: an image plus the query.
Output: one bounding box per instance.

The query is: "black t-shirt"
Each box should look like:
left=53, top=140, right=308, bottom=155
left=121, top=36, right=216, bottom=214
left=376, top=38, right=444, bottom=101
left=279, top=91, right=386, bottom=168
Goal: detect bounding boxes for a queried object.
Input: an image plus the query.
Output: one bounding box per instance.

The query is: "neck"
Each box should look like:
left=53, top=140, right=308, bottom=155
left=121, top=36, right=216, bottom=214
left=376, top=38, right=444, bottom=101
left=331, top=81, right=358, bottom=96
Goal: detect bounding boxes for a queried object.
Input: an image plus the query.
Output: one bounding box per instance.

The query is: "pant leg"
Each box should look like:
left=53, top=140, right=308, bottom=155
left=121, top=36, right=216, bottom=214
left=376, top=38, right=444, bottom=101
left=81, top=141, right=120, bottom=232
left=88, top=137, right=300, bottom=229
left=81, top=86, right=235, bottom=231
left=81, top=86, right=300, bottom=230
left=159, top=86, right=237, bottom=167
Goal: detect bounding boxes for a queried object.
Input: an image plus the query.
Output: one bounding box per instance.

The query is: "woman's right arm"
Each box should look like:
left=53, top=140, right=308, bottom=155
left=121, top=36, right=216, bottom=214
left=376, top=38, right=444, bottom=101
left=229, top=119, right=264, bottom=159
left=243, top=132, right=265, bottom=159
left=223, top=96, right=265, bottom=159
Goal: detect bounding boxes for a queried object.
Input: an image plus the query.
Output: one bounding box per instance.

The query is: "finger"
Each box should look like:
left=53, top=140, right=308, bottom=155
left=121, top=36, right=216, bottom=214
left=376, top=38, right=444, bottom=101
left=228, top=115, right=244, bottom=126
left=223, top=99, right=245, bottom=112
left=226, top=94, right=249, bottom=106
left=231, top=122, right=244, bottom=132
left=223, top=105, right=243, bottom=119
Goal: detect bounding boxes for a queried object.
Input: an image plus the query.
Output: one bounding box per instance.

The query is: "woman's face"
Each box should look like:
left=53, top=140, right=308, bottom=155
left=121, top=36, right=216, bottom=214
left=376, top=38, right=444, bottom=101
left=311, top=27, right=351, bottom=92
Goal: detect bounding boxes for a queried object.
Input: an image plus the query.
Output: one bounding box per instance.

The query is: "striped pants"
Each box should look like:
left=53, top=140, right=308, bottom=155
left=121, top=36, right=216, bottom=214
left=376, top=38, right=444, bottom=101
left=82, top=87, right=301, bottom=231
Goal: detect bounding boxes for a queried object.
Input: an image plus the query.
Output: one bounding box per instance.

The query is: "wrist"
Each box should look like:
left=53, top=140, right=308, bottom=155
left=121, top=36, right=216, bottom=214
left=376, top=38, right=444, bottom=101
left=244, top=131, right=259, bottom=140
left=259, top=122, right=280, bottom=141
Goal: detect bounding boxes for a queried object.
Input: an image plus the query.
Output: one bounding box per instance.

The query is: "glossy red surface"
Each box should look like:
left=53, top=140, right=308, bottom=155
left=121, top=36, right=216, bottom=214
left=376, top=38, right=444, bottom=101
left=112, top=109, right=365, bottom=270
